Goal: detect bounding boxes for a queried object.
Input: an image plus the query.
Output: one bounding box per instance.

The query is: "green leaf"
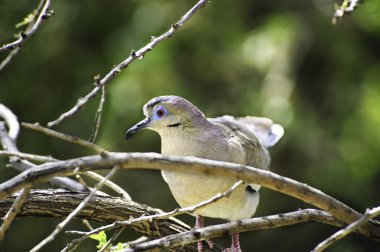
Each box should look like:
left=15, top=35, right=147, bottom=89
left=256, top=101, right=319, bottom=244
left=117, top=242, right=124, bottom=251
left=89, top=231, right=108, bottom=249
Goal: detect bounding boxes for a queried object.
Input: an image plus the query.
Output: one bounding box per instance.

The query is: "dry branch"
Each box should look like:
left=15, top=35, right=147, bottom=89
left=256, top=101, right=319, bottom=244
left=0, top=189, right=217, bottom=252
left=0, top=187, right=30, bottom=240
left=121, top=209, right=342, bottom=252
left=313, top=206, right=380, bottom=252
left=22, top=122, right=105, bottom=153
left=0, top=116, right=86, bottom=192
left=30, top=166, right=120, bottom=252
left=0, top=190, right=344, bottom=252
left=62, top=181, right=245, bottom=251
left=0, top=152, right=379, bottom=240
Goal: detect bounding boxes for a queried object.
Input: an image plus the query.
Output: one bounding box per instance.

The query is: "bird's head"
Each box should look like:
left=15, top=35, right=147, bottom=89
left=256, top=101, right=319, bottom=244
left=125, top=95, right=205, bottom=139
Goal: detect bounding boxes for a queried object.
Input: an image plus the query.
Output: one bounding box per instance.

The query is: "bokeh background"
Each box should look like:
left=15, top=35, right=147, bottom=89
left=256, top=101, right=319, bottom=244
left=1, top=0, right=380, bottom=251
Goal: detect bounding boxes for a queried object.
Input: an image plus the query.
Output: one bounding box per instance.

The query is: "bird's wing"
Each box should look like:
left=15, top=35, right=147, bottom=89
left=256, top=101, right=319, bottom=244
left=223, top=116, right=284, bottom=148
left=210, top=115, right=279, bottom=192
left=209, top=115, right=271, bottom=170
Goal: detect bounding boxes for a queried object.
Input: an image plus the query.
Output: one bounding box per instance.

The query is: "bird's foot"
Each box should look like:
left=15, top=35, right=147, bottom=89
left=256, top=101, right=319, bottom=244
left=197, top=240, right=203, bottom=252
left=197, top=239, right=214, bottom=252
left=205, top=239, right=214, bottom=249
left=225, top=233, right=242, bottom=252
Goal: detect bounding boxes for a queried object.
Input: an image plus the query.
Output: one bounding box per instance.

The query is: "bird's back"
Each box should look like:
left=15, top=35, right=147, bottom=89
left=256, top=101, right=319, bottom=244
left=209, top=116, right=272, bottom=170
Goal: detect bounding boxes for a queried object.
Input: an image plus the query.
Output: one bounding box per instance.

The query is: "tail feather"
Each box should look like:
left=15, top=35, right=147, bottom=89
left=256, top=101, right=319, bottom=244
left=229, top=116, right=284, bottom=148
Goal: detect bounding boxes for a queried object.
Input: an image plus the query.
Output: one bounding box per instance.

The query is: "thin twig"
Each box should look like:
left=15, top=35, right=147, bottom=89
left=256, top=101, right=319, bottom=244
left=0, top=47, right=21, bottom=71
left=83, top=171, right=132, bottom=200
left=75, top=175, right=90, bottom=189
left=121, top=209, right=342, bottom=252
left=111, top=236, right=148, bottom=251
left=47, top=0, right=208, bottom=127
left=312, top=206, right=380, bottom=252
left=98, top=227, right=126, bottom=252
left=0, top=0, right=51, bottom=53
left=0, top=104, right=19, bottom=140
left=332, top=0, right=361, bottom=24
left=89, top=85, right=106, bottom=143
left=0, top=187, right=31, bottom=241
left=0, top=113, right=86, bottom=192
left=30, top=166, right=121, bottom=252
left=22, top=122, right=105, bottom=153
left=82, top=219, right=94, bottom=231
left=0, top=0, right=53, bottom=70
left=61, top=180, right=243, bottom=252
left=0, top=150, right=57, bottom=162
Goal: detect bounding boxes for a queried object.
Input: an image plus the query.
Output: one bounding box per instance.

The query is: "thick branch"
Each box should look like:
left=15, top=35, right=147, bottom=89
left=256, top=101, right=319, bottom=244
left=0, top=190, right=343, bottom=252
left=0, top=189, right=187, bottom=231
left=0, top=152, right=379, bottom=240
left=0, top=190, right=217, bottom=252
left=30, top=166, right=120, bottom=252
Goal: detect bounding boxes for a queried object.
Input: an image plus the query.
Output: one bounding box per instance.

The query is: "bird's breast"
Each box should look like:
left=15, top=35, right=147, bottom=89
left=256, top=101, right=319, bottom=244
left=159, top=132, right=259, bottom=220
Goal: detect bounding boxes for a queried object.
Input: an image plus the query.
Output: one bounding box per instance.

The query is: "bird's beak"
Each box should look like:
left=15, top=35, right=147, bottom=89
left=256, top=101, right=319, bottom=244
left=125, top=117, right=151, bottom=140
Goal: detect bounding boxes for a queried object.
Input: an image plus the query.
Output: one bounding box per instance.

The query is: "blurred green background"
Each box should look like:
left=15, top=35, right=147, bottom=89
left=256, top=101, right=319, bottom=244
left=1, top=0, right=380, bottom=251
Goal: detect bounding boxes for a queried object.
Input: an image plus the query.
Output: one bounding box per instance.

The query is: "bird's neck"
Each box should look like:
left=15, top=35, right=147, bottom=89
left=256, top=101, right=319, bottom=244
left=159, top=119, right=213, bottom=156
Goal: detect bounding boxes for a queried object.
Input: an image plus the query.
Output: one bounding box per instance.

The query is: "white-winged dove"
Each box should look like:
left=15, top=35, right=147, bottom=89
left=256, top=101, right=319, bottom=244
left=126, top=95, right=284, bottom=252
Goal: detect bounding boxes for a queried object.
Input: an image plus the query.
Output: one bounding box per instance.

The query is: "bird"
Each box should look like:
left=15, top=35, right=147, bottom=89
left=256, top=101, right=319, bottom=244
left=125, top=95, right=284, bottom=252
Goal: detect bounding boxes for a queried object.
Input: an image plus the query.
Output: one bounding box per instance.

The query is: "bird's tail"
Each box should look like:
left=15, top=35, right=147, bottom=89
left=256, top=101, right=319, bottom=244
left=232, top=116, right=284, bottom=148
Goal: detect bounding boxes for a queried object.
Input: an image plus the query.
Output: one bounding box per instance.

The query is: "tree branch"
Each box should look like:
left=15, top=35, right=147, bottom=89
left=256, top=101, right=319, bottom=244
left=0, top=0, right=51, bottom=53
left=62, top=180, right=244, bottom=251
left=89, top=85, right=107, bottom=142
left=83, top=171, right=131, bottom=200
left=332, top=0, right=361, bottom=24
left=0, top=109, right=86, bottom=192
left=22, top=122, right=105, bottom=153
left=0, top=152, right=379, bottom=240
left=0, top=151, right=131, bottom=200
left=0, top=150, right=56, bottom=163
left=0, top=187, right=30, bottom=241
left=313, top=205, right=380, bottom=252
left=0, top=104, right=19, bottom=140
left=0, top=190, right=343, bottom=251
left=121, top=209, right=343, bottom=252
left=0, top=189, right=217, bottom=252
left=0, top=0, right=53, bottom=71
left=47, top=0, right=208, bottom=127
left=30, top=166, right=120, bottom=252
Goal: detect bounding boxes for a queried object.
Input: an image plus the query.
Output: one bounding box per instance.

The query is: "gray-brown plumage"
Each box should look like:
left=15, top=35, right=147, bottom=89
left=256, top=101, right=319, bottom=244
left=125, top=95, right=284, bottom=252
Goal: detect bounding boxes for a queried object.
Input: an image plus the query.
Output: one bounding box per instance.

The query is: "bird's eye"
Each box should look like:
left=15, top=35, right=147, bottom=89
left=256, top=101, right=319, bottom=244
left=156, top=108, right=166, bottom=118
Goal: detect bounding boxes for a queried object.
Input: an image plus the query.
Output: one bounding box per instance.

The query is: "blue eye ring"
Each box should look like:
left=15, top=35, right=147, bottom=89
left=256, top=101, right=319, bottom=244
left=153, top=106, right=168, bottom=119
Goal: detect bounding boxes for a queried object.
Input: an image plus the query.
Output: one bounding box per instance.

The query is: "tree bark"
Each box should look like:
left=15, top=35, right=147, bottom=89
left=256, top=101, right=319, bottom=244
left=0, top=189, right=220, bottom=252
